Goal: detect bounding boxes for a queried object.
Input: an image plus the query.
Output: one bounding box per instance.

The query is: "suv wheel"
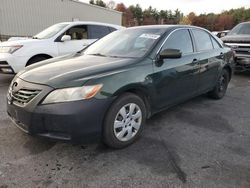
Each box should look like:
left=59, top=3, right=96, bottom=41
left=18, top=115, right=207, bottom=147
left=103, top=93, right=146, bottom=149
left=208, top=69, right=229, bottom=99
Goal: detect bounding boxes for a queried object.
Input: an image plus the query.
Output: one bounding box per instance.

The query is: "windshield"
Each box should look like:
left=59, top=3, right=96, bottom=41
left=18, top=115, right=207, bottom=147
left=229, top=23, right=250, bottom=35
left=34, top=23, right=69, bottom=39
left=84, top=28, right=165, bottom=58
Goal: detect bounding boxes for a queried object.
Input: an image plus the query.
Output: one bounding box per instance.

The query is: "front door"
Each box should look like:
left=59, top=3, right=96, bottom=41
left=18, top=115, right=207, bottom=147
left=57, top=25, right=93, bottom=55
left=152, top=29, right=199, bottom=110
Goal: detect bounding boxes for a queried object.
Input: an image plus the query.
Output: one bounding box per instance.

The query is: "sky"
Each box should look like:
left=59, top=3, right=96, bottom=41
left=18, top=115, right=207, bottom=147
left=80, top=0, right=250, bottom=15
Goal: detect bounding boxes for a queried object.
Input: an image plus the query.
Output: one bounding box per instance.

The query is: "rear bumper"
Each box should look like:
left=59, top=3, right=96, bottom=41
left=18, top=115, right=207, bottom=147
left=7, top=98, right=114, bottom=143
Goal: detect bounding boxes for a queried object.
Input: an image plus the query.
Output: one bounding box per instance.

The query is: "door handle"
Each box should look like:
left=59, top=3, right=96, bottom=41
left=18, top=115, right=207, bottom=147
left=219, top=52, right=224, bottom=59
left=191, top=58, right=200, bottom=70
left=192, top=58, right=198, bottom=63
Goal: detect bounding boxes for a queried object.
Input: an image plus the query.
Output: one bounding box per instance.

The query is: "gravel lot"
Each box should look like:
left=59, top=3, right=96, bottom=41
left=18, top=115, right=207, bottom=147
left=0, top=73, right=250, bottom=188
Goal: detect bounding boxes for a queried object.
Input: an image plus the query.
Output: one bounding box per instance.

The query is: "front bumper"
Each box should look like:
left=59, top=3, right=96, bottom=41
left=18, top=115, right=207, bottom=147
left=224, top=43, right=250, bottom=71
left=234, top=54, right=250, bottom=72
left=6, top=77, right=114, bottom=143
left=7, top=98, right=114, bottom=143
left=0, top=53, right=29, bottom=74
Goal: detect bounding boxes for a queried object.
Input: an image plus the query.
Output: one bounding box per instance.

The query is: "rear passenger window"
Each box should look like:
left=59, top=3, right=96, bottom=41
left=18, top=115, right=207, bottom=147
left=192, top=29, right=213, bottom=51
left=163, top=29, right=193, bottom=54
left=211, top=37, right=221, bottom=49
left=88, top=25, right=111, bottom=39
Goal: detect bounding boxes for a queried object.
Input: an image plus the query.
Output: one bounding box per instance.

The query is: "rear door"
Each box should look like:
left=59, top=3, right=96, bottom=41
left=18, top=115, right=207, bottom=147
left=152, top=29, right=200, bottom=109
left=191, top=29, right=223, bottom=93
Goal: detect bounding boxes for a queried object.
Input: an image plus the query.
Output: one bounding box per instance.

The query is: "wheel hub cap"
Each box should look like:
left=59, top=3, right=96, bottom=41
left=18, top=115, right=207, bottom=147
left=113, top=103, right=142, bottom=142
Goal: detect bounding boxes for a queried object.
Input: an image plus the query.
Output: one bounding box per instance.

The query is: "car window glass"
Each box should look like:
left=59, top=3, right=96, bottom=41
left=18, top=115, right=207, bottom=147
left=211, top=37, right=221, bottom=49
left=89, top=25, right=111, bottom=39
left=162, top=29, right=193, bottom=54
left=109, top=27, right=117, bottom=32
left=192, top=29, right=213, bottom=51
left=84, top=28, right=165, bottom=58
left=34, top=23, right=69, bottom=39
left=65, top=25, right=88, bottom=40
left=229, top=23, right=250, bottom=35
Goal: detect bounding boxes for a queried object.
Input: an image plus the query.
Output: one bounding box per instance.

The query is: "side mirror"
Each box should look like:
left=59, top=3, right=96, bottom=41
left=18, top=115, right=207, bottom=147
left=61, top=35, right=71, bottom=42
left=159, top=49, right=182, bottom=59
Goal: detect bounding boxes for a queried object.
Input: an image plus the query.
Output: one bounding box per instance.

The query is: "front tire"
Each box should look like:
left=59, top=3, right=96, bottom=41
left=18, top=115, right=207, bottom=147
left=103, top=93, right=146, bottom=149
left=208, top=69, right=229, bottom=99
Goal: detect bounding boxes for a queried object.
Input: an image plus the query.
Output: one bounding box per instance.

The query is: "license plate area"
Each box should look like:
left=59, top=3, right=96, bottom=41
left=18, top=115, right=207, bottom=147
left=7, top=108, right=30, bottom=133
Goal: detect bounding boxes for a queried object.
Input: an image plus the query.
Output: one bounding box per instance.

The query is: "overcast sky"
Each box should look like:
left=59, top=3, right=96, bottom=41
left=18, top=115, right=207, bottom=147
left=80, top=0, right=250, bottom=15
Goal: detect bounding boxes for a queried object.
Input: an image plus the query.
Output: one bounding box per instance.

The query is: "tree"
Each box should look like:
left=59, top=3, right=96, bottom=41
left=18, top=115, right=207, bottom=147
left=115, top=3, right=134, bottom=26
left=115, top=3, right=126, bottom=12
left=187, top=12, right=196, bottom=24
left=215, top=14, right=234, bottom=30
left=179, top=16, right=192, bottom=25
left=112, top=3, right=249, bottom=29
left=89, top=0, right=106, bottom=8
left=107, top=1, right=116, bottom=9
left=159, top=10, right=168, bottom=24
left=174, top=9, right=182, bottom=24
left=129, top=4, right=143, bottom=25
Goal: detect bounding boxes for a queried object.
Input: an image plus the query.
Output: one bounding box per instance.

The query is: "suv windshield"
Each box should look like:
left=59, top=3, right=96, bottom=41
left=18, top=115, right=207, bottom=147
left=229, top=23, right=250, bottom=35
left=84, top=28, right=165, bottom=58
left=33, top=23, right=69, bottom=39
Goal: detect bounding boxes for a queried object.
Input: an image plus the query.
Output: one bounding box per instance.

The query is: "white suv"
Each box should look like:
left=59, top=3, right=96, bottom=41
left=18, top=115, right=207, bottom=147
left=0, top=21, right=123, bottom=74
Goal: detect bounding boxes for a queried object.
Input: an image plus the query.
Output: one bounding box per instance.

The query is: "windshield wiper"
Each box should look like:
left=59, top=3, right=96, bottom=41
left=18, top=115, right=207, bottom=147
left=89, top=53, right=107, bottom=57
left=32, top=36, right=40, bottom=39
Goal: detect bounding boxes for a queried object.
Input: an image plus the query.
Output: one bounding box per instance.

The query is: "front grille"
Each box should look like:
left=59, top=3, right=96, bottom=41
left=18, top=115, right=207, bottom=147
left=11, top=88, right=41, bottom=105
left=235, top=51, right=250, bottom=55
left=224, top=40, right=250, bottom=44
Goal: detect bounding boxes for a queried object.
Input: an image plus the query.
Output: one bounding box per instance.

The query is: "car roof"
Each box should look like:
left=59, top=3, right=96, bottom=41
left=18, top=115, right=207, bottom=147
left=58, top=21, right=125, bottom=29
left=127, top=24, right=209, bottom=31
left=125, top=24, right=223, bottom=46
left=238, top=21, right=250, bottom=24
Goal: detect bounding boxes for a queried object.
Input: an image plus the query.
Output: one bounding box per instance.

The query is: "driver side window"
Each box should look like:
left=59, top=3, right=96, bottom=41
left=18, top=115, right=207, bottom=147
left=65, top=25, right=88, bottom=40
left=162, top=29, right=194, bottom=55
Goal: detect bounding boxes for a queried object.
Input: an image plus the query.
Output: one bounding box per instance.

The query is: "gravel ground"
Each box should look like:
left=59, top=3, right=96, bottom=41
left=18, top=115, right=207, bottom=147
left=0, top=73, right=250, bottom=188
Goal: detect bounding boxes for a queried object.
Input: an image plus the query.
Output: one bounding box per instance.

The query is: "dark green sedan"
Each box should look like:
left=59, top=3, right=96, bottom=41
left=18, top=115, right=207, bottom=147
left=7, top=25, right=234, bottom=148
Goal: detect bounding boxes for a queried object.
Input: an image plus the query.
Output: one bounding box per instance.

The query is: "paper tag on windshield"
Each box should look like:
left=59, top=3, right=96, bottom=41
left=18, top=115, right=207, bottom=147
left=139, top=34, right=160, bottom=40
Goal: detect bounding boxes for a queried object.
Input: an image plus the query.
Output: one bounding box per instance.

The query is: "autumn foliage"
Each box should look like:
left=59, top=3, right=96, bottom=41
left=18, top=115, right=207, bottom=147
left=90, top=0, right=250, bottom=31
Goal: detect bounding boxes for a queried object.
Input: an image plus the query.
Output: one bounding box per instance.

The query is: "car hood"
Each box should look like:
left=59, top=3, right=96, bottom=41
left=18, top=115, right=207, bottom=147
left=221, top=34, right=250, bottom=43
left=18, top=54, right=137, bottom=88
left=0, top=38, right=42, bottom=46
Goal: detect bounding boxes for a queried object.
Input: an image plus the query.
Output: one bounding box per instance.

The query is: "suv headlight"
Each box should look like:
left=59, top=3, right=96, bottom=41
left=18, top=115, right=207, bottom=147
left=42, top=84, right=103, bottom=104
left=0, top=45, right=23, bottom=54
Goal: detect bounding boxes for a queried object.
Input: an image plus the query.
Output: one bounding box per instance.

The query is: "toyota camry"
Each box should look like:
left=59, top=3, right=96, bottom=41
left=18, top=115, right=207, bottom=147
left=7, top=25, right=234, bottom=148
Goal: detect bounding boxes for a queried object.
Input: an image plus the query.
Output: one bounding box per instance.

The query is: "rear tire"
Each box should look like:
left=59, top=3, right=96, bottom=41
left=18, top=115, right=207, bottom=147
left=208, top=69, right=229, bottom=99
left=26, top=56, right=48, bottom=66
left=103, top=93, right=146, bottom=149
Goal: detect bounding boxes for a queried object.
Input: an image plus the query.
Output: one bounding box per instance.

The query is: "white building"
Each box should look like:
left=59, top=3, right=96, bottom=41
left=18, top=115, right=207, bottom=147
left=0, top=0, right=122, bottom=40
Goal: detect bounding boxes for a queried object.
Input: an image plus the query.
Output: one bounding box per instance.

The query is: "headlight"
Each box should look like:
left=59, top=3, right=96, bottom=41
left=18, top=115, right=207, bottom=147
left=0, top=45, right=23, bottom=54
left=42, top=84, right=103, bottom=104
